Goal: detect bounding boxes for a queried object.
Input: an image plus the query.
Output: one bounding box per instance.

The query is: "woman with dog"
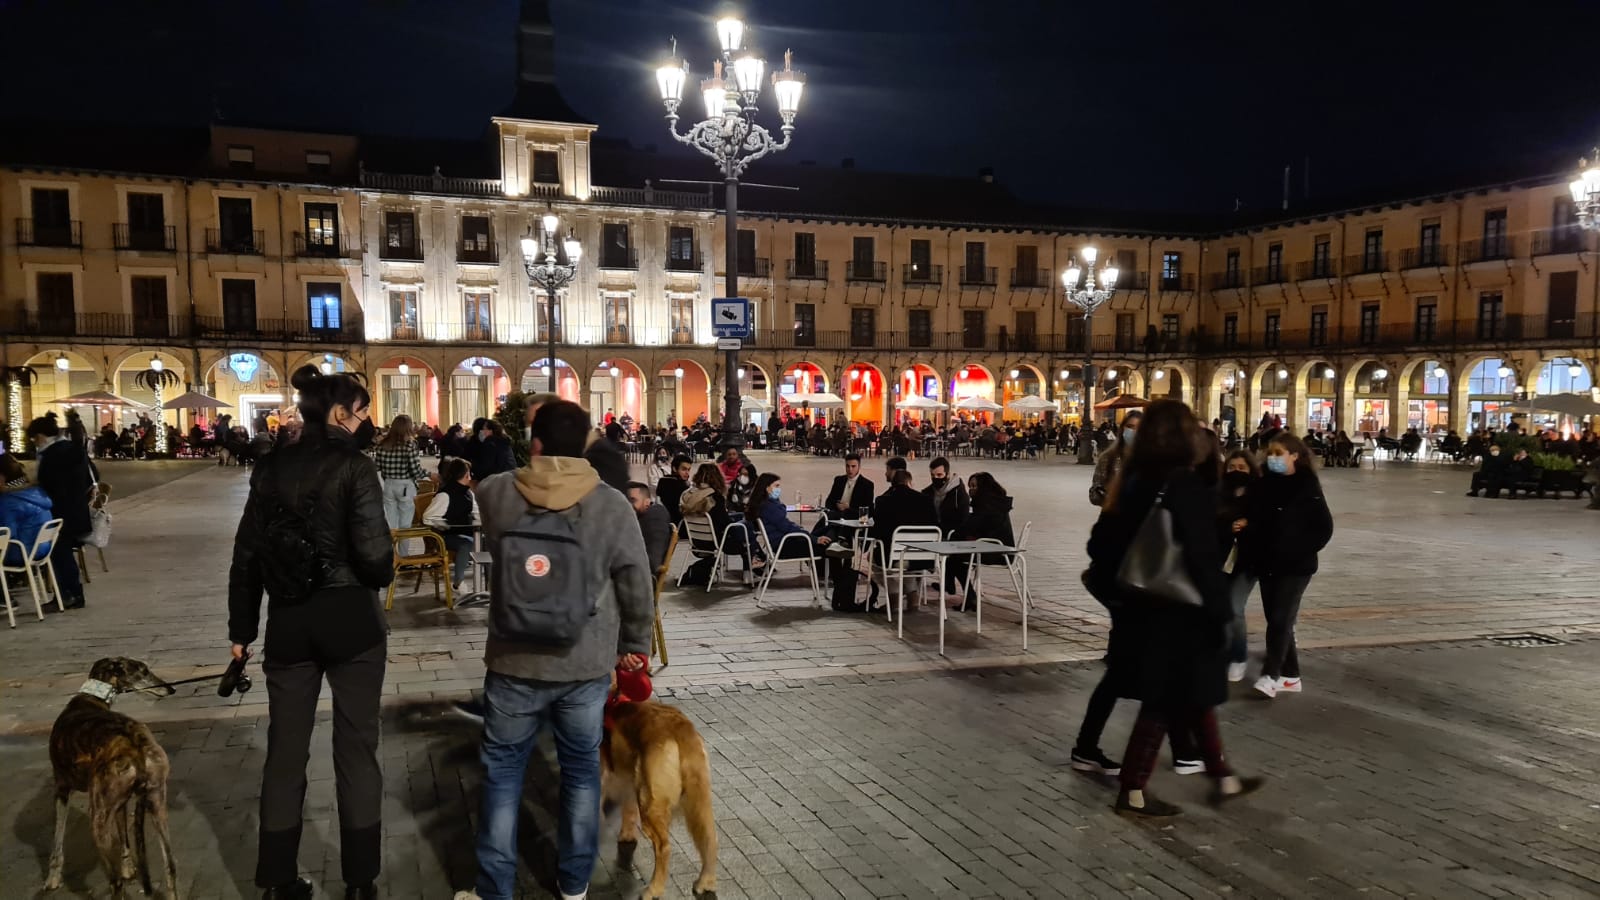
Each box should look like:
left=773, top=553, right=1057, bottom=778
left=228, top=365, right=394, bottom=900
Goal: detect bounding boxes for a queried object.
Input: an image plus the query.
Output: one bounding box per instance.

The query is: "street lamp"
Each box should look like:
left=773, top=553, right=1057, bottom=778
left=657, top=22, right=804, bottom=449
left=1569, top=149, right=1600, bottom=230
left=520, top=211, right=582, bottom=393
left=1061, top=246, right=1119, bottom=463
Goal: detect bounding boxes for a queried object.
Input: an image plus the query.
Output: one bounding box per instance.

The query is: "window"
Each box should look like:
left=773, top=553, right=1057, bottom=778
left=1114, top=313, right=1135, bottom=352
left=961, top=310, right=986, bottom=349
left=384, top=211, right=419, bottom=259
left=1553, top=197, right=1581, bottom=253
left=532, top=150, right=560, bottom=185
left=304, top=202, right=338, bottom=255
left=1015, top=245, right=1039, bottom=286
left=1415, top=299, right=1438, bottom=342
left=670, top=296, right=694, bottom=344
left=1482, top=208, right=1508, bottom=258
left=1266, top=243, right=1283, bottom=281
left=218, top=196, right=255, bottom=251
left=850, top=307, right=876, bottom=347
left=305, top=151, right=332, bottom=176
left=1223, top=314, right=1238, bottom=349
left=1359, top=303, right=1380, bottom=344
left=964, top=241, right=987, bottom=282
left=1419, top=219, right=1441, bottom=266
left=36, top=272, right=74, bottom=329
left=464, top=290, right=493, bottom=340
left=123, top=192, right=166, bottom=250
left=668, top=226, right=696, bottom=269
left=793, top=303, right=816, bottom=346
left=1160, top=251, right=1182, bottom=288
left=536, top=293, right=562, bottom=342
left=601, top=223, right=633, bottom=268
left=1067, top=315, right=1086, bottom=352
left=1312, top=236, right=1331, bottom=277
left=1014, top=310, right=1037, bottom=351
left=130, top=276, right=168, bottom=337
left=32, top=187, right=70, bottom=229
left=308, top=282, right=342, bottom=331
left=793, top=231, right=816, bottom=276
left=388, top=290, right=419, bottom=339
left=227, top=145, right=254, bottom=172
left=1548, top=271, right=1578, bottom=339
left=1477, top=291, right=1504, bottom=340
left=1161, top=314, right=1180, bottom=346
left=604, top=295, right=630, bottom=343
left=222, top=279, right=256, bottom=333
left=907, top=309, right=932, bottom=347
left=908, top=239, right=932, bottom=280
left=1224, top=248, right=1240, bottom=285
left=851, top=236, right=875, bottom=279
left=1309, top=306, right=1328, bottom=346
left=1264, top=312, right=1281, bottom=349
left=737, top=229, right=758, bottom=275
left=460, top=215, right=493, bottom=262
left=1362, top=228, right=1383, bottom=271
left=1116, top=248, right=1138, bottom=277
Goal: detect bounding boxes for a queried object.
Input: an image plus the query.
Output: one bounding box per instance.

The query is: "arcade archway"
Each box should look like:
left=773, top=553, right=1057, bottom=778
left=844, top=363, right=886, bottom=426
left=373, top=356, right=439, bottom=426
left=590, top=358, right=646, bottom=425
left=521, top=358, right=581, bottom=405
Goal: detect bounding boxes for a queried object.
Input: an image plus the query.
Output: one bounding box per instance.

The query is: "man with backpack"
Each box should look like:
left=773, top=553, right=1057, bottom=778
left=457, top=400, right=654, bottom=900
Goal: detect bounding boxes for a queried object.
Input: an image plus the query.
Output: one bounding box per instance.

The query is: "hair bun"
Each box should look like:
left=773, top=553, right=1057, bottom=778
left=289, top=364, right=321, bottom=392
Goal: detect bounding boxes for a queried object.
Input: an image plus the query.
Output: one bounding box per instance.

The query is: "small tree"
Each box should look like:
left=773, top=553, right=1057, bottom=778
left=494, top=391, right=531, bottom=467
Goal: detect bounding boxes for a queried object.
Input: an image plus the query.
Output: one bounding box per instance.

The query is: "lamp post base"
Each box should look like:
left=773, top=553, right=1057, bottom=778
left=719, top=425, right=746, bottom=452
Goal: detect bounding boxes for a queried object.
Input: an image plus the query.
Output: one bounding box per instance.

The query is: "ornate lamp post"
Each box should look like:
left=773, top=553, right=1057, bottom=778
left=1569, top=149, right=1600, bottom=230
left=1061, top=247, right=1119, bottom=463
left=520, top=211, right=582, bottom=394
left=656, top=18, right=805, bottom=449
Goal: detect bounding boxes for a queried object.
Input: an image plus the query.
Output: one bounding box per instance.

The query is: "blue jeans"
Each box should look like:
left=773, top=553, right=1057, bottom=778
left=473, top=672, right=609, bottom=900
left=443, top=533, right=474, bottom=585
left=1227, top=572, right=1257, bottom=664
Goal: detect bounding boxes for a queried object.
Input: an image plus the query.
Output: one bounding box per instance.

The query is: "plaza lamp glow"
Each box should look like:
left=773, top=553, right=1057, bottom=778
left=1569, top=149, right=1600, bottom=230
left=54, top=354, right=69, bottom=371
left=3, top=364, right=36, bottom=452
left=656, top=21, right=803, bottom=449
left=1061, top=246, right=1119, bottom=462
left=398, top=362, right=410, bottom=376
left=521, top=210, right=581, bottom=392
left=134, top=356, right=180, bottom=455
left=1569, top=361, right=1584, bottom=378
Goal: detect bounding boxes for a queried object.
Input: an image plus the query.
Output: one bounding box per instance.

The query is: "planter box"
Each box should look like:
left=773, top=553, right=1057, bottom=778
left=1539, top=470, right=1589, bottom=499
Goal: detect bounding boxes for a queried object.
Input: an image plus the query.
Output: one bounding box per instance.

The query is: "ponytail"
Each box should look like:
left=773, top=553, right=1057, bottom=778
left=290, top=365, right=370, bottom=428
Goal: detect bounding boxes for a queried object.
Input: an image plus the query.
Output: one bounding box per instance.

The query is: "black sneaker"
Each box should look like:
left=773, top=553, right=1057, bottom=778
left=262, top=877, right=314, bottom=900
left=1115, top=790, right=1182, bottom=818
left=1070, top=748, right=1121, bottom=776
left=1207, top=775, right=1266, bottom=807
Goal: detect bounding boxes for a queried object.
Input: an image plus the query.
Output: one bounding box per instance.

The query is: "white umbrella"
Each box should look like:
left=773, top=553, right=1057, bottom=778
left=1006, top=395, right=1058, bottom=412
left=788, top=391, right=846, bottom=406
left=739, top=394, right=772, bottom=410
left=953, top=396, right=1003, bottom=412
left=159, top=390, right=234, bottom=410
left=53, top=389, right=148, bottom=409
left=1519, top=392, right=1600, bottom=417
left=895, top=394, right=945, bottom=410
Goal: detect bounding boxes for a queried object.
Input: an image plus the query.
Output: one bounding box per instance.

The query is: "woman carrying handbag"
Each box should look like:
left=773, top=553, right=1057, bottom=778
left=1084, top=399, right=1263, bottom=818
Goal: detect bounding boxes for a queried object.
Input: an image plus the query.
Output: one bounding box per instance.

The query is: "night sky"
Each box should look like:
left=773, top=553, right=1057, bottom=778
left=3, top=0, right=1598, bottom=214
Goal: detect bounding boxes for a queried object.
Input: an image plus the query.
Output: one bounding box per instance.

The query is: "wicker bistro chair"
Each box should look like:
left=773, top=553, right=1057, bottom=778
left=385, top=527, right=455, bottom=610
left=650, top=530, right=680, bottom=665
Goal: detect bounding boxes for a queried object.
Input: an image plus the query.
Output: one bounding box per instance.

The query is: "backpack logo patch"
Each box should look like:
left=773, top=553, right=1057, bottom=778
left=524, top=554, right=551, bottom=578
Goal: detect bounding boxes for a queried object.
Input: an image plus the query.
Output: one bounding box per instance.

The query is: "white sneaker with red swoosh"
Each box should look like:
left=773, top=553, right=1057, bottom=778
left=1277, top=677, right=1303, bottom=693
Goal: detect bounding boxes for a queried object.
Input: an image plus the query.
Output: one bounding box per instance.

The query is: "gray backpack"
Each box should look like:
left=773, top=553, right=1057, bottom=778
left=488, top=505, right=591, bottom=646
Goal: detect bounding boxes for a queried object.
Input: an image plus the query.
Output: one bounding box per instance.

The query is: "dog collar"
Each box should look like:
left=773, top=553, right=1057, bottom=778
left=78, top=679, right=117, bottom=703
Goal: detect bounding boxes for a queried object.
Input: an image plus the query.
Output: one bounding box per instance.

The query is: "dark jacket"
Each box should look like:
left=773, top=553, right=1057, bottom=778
left=637, top=501, right=674, bottom=572
left=956, top=491, right=1016, bottom=563
left=585, top=437, right=631, bottom=492
left=655, top=476, right=689, bottom=524
left=1215, top=472, right=1254, bottom=557
left=825, top=474, right=876, bottom=517
left=727, top=464, right=759, bottom=515
left=1086, top=470, right=1232, bottom=710
left=227, top=428, right=394, bottom=654
left=870, top=484, right=939, bottom=547
left=469, top=435, right=517, bottom=482
left=0, top=485, right=53, bottom=565
left=752, top=495, right=807, bottom=545
left=1239, top=470, right=1334, bottom=577
left=923, top=478, right=969, bottom=536
left=34, top=438, right=94, bottom=539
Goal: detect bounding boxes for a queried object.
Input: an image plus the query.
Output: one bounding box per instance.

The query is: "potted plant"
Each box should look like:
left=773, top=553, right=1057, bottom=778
left=1531, top=452, right=1584, bottom=498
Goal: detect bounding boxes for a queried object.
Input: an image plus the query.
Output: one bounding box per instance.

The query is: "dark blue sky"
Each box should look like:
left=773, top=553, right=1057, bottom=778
left=3, top=0, right=1597, bottom=213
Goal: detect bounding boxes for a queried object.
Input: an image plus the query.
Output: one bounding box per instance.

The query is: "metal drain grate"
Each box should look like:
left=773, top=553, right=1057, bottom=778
left=1486, top=633, right=1566, bottom=648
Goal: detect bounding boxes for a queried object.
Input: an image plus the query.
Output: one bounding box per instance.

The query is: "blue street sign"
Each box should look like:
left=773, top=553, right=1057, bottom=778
left=711, top=297, right=752, bottom=339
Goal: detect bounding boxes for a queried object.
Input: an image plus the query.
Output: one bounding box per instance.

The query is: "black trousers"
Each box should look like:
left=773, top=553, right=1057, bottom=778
left=1259, top=574, right=1311, bottom=679
left=256, top=641, right=386, bottom=888
left=1074, top=668, right=1197, bottom=761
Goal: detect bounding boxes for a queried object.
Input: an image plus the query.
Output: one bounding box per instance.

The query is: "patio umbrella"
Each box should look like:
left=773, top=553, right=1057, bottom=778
left=894, top=394, right=945, bottom=410
left=52, top=389, right=148, bottom=409
left=788, top=391, right=846, bottom=406
left=1518, top=392, right=1600, bottom=417
left=158, top=390, right=234, bottom=410
left=953, top=396, right=1004, bottom=412
left=1093, top=393, right=1150, bottom=411
left=1006, top=395, right=1058, bottom=412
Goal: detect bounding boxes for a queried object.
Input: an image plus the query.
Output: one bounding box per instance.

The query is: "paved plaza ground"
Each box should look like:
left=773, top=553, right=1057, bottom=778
left=1, top=452, right=1597, bottom=897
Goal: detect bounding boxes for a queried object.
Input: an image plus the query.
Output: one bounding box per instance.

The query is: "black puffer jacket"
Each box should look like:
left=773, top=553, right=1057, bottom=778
left=228, top=427, right=393, bottom=649
left=1239, top=470, right=1333, bottom=577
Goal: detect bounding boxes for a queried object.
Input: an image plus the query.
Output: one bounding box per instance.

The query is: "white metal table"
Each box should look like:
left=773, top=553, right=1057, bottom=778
left=909, top=540, right=1027, bottom=655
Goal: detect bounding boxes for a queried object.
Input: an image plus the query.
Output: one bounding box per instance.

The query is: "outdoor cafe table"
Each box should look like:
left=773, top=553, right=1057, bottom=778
left=902, top=539, right=1028, bottom=655
left=785, top=503, right=820, bottom=525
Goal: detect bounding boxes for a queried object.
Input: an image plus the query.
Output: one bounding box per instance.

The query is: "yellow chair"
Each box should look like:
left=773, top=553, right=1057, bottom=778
left=385, top=527, right=454, bottom=611
left=650, top=530, right=679, bottom=666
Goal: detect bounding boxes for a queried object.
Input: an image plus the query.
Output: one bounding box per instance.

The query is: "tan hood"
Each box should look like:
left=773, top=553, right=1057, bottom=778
left=513, top=456, right=600, bottom=511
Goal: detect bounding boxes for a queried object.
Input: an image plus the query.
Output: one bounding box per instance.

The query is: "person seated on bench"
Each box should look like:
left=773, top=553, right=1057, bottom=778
left=1500, top=449, right=1537, bottom=499
left=1399, top=429, right=1423, bottom=460
left=1467, top=444, right=1506, bottom=496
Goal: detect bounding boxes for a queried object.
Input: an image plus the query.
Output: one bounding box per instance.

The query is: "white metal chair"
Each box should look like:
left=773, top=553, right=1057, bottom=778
left=974, top=521, right=1032, bottom=649
left=0, top=527, right=13, bottom=628
left=678, top=514, right=751, bottom=591
left=2, top=518, right=65, bottom=624
left=753, top=518, right=821, bottom=607
left=874, top=525, right=943, bottom=636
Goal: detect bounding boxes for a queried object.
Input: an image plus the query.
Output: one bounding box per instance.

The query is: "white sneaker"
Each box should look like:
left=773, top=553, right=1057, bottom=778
left=1277, top=676, right=1303, bottom=694
left=453, top=892, right=481, bottom=900
left=1172, top=759, right=1206, bottom=775
left=1252, top=675, right=1278, bottom=699
left=1227, top=662, right=1247, bottom=683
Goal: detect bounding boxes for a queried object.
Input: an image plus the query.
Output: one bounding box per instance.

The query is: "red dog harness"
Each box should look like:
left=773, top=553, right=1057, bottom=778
left=604, top=666, right=653, bottom=729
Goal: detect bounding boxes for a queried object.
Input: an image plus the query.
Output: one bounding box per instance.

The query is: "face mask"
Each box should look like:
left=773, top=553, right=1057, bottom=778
left=770, top=487, right=782, bottom=501
left=1490, top=449, right=1501, bottom=457
left=1265, top=455, right=1289, bottom=475
left=931, top=476, right=947, bottom=488
left=523, top=426, right=533, bottom=442
left=350, top=417, right=376, bottom=450
left=1123, top=428, right=1136, bottom=446
left=1224, top=470, right=1252, bottom=488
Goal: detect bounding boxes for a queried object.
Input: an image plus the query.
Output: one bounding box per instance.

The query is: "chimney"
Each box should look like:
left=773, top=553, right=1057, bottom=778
left=518, top=0, right=557, bottom=86
left=1282, top=165, right=1291, bottom=211
left=1303, top=155, right=1311, bottom=200
left=841, top=157, right=855, bottom=169
left=979, top=166, right=995, bottom=183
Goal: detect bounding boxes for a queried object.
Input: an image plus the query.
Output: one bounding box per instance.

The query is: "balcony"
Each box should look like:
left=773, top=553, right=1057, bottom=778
left=845, top=260, right=887, bottom=282
left=670, top=327, right=695, bottom=345
left=1116, top=271, right=1150, bottom=291
left=379, top=240, right=423, bottom=262
left=1209, top=271, right=1244, bottom=291
left=1531, top=228, right=1585, bottom=256
left=786, top=259, right=829, bottom=280
left=457, top=238, right=498, bottom=265
left=960, top=265, right=998, bottom=286
left=1459, top=237, right=1519, bottom=265
left=1159, top=273, right=1196, bottom=291
left=1252, top=265, right=1288, bottom=285
left=294, top=232, right=349, bottom=258
left=16, top=218, right=82, bottom=248
left=113, top=224, right=175, bottom=251
left=9, top=310, right=191, bottom=339
left=598, top=248, right=639, bottom=270
left=902, top=263, right=943, bottom=284
left=1009, top=268, right=1049, bottom=289
left=735, top=257, right=771, bottom=279
left=1343, top=251, right=1389, bottom=275
left=665, top=253, right=701, bottom=272
left=1294, top=259, right=1335, bottom=281
left=207, top=228, right=265, bottom=255
left=1399, top=246, right=1451, bottom=269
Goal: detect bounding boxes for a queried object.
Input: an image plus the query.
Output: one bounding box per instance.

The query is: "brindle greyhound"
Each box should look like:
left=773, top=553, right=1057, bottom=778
left=46, top=657, right=180, bottom=899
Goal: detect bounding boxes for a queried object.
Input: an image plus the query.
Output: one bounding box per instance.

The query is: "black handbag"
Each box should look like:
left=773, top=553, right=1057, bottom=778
left=1114, top=485, right=1204, bottom=608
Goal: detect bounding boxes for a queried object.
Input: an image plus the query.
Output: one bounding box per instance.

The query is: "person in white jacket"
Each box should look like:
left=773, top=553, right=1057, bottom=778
left=423, top=457, right=481, bottom=591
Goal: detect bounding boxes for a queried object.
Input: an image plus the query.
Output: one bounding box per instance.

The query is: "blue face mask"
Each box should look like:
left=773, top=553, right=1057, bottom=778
left=1122, top=428, right=1137, bottom=446
left=770, top=486, right=782, bottom=501
left=1265, top=455, right=1290, bottom=475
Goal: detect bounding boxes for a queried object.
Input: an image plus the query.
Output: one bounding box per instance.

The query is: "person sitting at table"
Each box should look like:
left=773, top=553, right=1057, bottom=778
left=422, top=456, right=481, bottom=593
left=944, top=471, right=1016, bottom=610
left=1331, top=430, right=1355, bottom=467
left=655, top=454, right=693, bottom=528
left=626, top=481, right=674, bottom=572
left=748, top=473, right=836, bottom=567
left=824, top=453, right=875, bottom=519
left=679, top=463, right=750, bottom=585
left=865, top=468, right=939, bottom=610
